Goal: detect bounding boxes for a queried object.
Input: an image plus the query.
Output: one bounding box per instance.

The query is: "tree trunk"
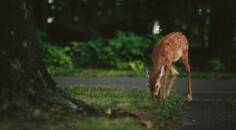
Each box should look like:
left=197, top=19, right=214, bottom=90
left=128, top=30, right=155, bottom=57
left=208, top=1, right=235, bottom=71
left=0, top=0, right=77, bottom=110
left=33, top=0, right=48, bottom=31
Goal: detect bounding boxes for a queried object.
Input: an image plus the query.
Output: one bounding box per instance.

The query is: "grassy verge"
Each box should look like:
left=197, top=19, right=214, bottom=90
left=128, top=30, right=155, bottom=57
left=64, top=86, right=185, bottom=129
left=48, top=67, right=144, bottom=77
left=1, top=86, right=185, bottom=130
left=49, top=67, right=236, bottom=79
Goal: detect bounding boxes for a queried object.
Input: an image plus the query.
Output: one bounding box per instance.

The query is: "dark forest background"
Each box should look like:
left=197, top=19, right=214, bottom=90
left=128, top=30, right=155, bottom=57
left=35, top=0, right=236, bottom=72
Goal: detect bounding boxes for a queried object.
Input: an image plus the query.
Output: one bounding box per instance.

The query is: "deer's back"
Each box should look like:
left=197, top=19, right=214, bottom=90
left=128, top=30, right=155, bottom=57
left=152, top=32, right=188, bottom=65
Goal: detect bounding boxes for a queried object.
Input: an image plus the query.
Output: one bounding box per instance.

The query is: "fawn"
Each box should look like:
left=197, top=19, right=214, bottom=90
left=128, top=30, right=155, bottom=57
left=146, top=32, right=192, bottom=101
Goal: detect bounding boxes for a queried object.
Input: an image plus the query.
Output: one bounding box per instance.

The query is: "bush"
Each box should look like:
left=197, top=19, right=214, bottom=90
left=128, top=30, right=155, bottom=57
left=37, top=30, right=74, bottom=70
left=208, top=58, right=224, bottom=72
left=41, top=43, right=74, bottom=69
left=71, top=31, right=161, bottom=70
left=38, top=31, right=161, bottom=72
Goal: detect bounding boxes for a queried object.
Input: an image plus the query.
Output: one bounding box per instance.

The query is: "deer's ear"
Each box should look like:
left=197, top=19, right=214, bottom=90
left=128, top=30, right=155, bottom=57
left=144, top=67, right=150, bottom=78
left=159, top=65, right=165, bottom=77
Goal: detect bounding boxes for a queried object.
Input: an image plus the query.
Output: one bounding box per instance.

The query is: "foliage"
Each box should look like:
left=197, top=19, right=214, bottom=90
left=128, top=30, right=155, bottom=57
left=156, top=95, right=184, bottom=121
left=71, top=31, right=161, bottom=70
left=40, top=43, right=74, bottom=69
left=37, top=31, right=74, bottom=70
left=206, top=58, right=225, bottom=79
left=208, top=58, right=224, bottom=72
left=39, top=31, right=161, bottom=72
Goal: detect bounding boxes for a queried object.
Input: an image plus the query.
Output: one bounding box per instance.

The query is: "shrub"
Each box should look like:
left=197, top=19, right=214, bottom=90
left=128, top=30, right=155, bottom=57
left=40, top=43, right=74, bottom=69
left=38, top=31, right=161, bottom=71
left=208, top=58, right=224, bottom=72
left=37, top=31, right=74, bottom=70
left=71, top=31, right=161, bottom=70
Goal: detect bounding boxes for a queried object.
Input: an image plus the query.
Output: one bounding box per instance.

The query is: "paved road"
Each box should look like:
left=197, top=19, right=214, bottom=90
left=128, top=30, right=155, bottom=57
left=54, top=76, right=236, bottom=130
left=54, top=76, right=236, bottom=100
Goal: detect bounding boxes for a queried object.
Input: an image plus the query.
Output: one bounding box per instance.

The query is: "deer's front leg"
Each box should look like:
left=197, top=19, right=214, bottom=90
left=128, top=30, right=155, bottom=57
left=162, top=66, right=170, bottom=99
left=166, top=66, right=179, bottom=97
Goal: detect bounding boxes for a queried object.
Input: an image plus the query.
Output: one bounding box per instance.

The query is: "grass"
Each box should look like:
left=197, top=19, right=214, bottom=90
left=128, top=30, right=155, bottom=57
left=0, top=117, right=141, bottom=130
left=1, top=86, right=185, bottom=130
left=48, top=67, right=144, bottom=77
left=65, top=86, right=185, bottom=124
left=48, top=67, right=236, bottom=79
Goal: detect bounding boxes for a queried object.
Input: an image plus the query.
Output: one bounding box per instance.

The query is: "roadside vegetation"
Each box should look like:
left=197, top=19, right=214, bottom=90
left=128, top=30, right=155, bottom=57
left=64, top=86, right=185, bottom=129
left=39, top=31, right=235, bottom=79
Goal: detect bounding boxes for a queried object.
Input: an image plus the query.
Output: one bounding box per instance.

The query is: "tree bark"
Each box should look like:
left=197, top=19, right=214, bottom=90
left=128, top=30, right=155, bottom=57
left=32, top=0, right=48, bottom=31
left=0, top=0, right=77, bottom=110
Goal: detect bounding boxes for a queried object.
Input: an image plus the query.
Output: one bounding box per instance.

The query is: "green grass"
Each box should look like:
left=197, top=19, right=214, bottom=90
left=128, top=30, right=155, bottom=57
left=48, top=67, right=236, bottom=79
left=48, top=67, right=144, bottom=77
left=65, top=86, right=185, bottom=121
left=0, top=86, right=185, bottom=130
left=0, top=117, right=141, bottom=130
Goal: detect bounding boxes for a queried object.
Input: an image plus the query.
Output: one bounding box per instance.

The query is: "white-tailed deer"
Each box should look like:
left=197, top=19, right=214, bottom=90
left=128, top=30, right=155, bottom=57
left=146, top=32, right=192, bottom=101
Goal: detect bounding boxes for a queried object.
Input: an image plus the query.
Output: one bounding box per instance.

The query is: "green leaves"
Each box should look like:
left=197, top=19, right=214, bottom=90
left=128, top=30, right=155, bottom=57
left=71, top=31, right=161, bottom=70
left=40, top=43, right=74, bottom=70
left=208, top=58, right=224, bottom=72
left=39, top=31, right=162, bottom=71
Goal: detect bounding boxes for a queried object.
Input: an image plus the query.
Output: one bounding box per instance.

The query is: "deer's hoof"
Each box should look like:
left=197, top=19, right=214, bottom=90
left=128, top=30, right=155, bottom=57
left=186, top=94, right=192, bottom=102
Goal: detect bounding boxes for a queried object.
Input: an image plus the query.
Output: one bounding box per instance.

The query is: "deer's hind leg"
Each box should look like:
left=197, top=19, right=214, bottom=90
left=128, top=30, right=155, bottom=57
left=181, top=50, right=192, bottom=102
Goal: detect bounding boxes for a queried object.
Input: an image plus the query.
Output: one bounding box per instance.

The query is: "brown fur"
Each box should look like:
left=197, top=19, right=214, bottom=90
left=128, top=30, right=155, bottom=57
left=147, top=32, right=192, bottom=101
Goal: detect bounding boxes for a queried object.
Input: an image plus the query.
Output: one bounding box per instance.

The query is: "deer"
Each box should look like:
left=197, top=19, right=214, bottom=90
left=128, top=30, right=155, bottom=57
left=146, top=32, right=192, bottom=102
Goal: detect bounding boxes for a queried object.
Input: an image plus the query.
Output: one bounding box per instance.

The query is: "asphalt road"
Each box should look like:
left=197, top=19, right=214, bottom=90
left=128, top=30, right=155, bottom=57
left=54, top=76, right=236, bottom=100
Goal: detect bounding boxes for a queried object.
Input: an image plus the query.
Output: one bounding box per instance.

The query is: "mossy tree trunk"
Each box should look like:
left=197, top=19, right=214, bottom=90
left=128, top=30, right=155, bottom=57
left=0, top=0, right=77, bottom=110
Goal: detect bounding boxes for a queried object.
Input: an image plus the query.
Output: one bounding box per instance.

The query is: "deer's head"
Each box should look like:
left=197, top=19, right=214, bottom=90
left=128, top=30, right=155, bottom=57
left=145, top=66, right=165, bottom=97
